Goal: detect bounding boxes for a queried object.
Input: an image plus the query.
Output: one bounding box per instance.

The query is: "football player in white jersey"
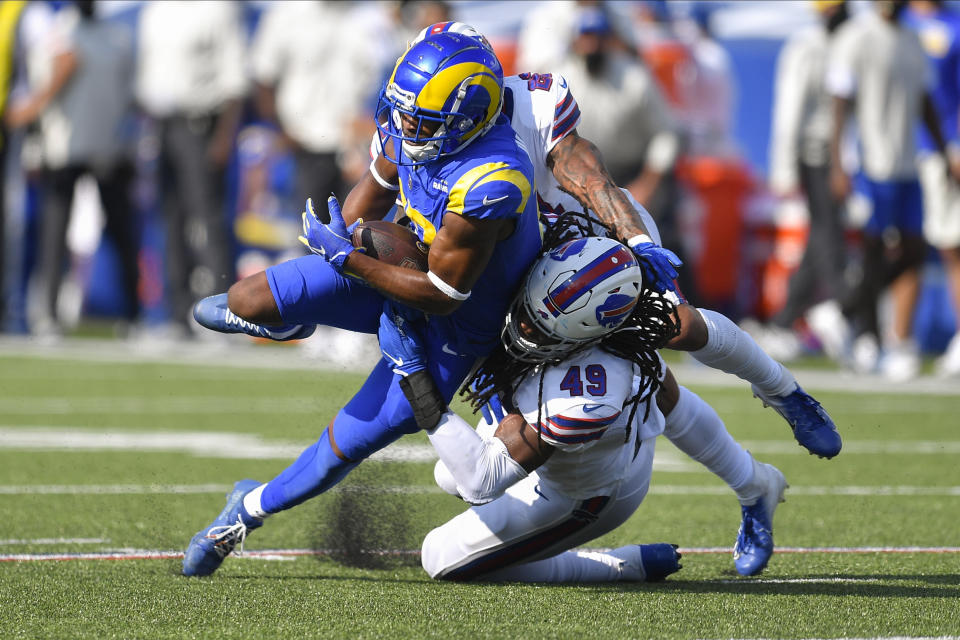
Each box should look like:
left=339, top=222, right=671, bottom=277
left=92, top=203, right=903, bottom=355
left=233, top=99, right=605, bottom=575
left=378, top=229, right=782, bottom=581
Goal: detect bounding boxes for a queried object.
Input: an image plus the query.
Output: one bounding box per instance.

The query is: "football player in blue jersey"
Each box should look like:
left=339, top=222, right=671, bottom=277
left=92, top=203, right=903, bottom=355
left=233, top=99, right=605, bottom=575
left=182, top=32, right=543, bottom=577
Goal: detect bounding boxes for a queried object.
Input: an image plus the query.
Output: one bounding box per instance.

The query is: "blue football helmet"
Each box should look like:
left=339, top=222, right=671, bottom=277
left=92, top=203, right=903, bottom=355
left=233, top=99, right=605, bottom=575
left=376, top=31, right=504, bottom=166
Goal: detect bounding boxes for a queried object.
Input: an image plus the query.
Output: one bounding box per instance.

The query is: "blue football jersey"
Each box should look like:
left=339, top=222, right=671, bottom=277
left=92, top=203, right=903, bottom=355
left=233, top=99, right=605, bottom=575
left=396, top=121, right=542, bottom=355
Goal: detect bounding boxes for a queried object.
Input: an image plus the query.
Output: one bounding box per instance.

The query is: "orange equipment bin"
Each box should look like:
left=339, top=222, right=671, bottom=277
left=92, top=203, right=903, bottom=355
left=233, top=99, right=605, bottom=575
left=677, top=156, right=753, bottom=311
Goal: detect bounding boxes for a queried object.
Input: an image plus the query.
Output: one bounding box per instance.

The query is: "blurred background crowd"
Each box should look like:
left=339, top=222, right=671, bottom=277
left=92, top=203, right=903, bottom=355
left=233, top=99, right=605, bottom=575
left=1, top=0, right=959, bottom=381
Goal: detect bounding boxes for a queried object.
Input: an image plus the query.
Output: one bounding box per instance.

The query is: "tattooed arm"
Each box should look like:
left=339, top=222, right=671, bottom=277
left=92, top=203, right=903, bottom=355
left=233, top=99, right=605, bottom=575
left=548, top=129, right=682, bottom=294
left=547, top=130, right=653, bottom=241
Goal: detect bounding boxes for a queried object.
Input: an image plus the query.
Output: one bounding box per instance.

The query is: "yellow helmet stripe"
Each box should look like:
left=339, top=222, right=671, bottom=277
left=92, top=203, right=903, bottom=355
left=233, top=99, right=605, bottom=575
left=417, top=62, right=500, bottom=142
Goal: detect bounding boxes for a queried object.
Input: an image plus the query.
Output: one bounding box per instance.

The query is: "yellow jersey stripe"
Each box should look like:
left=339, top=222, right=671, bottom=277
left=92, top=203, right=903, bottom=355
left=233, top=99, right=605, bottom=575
left=447, top=162, right=508, bottom=215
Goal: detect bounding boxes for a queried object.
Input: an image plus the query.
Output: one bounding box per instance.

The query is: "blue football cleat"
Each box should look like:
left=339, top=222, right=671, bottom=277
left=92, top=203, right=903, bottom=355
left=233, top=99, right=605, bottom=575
left=733, top=462, right=787, bottom=576
left=182, top=479, right=264, bottom=577
left=614, top=543, right=682, bottom=581
left=193, top=294, right=315, bottom=341
left=752, top=383, right=842, bottom=459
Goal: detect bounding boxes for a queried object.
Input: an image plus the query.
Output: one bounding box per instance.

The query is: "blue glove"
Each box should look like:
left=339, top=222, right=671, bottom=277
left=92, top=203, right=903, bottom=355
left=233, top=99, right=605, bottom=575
left=471, top=374, right=506, bottom=425
left=628, top=235, right=682, bottom=296
left=299, top=196, right=360, bottom=272
left=378, top=301, right=427, bottom=377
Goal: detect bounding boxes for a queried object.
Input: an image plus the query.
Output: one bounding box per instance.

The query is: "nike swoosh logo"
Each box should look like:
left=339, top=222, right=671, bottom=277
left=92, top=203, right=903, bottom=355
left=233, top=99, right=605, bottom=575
left=482, top=194, right=509, bottom=206
left=441, top=343, right=459, bottom=356
left=582, top=404, right=606, bottom=413
left=383, top=353, right=404, bottom=367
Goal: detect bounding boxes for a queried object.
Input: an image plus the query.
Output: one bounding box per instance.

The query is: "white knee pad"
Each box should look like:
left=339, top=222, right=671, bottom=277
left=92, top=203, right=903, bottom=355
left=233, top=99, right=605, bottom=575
left=434, top=460, right=460, bottom=498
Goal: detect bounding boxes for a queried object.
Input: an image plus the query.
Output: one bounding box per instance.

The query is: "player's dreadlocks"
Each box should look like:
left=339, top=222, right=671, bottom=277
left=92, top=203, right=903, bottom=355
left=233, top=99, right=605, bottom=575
left=461, top=211, right=681, bottom=450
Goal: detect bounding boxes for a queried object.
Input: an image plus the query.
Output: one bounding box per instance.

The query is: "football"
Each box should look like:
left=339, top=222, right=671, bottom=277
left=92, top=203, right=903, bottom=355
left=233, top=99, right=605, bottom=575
left=351, top=220, right=429, bottom=272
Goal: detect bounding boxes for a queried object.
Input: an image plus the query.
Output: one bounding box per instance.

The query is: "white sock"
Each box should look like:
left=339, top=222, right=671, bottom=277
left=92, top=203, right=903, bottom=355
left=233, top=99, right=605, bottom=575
left=664, top=386, right=755, bottom=499
left=242, top=483, right=270, bottom=520
left=481, top=549, right=624, bottom=582
left=691, top=309, right=796, bottom=397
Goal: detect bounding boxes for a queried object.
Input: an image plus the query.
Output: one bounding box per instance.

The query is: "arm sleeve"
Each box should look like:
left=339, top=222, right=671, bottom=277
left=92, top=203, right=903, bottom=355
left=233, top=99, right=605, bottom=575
left=546, top=75, right=582, bottom=153
left=426, top=410, right=528, bottom=505
left=534, top=401, right=622, bottom=448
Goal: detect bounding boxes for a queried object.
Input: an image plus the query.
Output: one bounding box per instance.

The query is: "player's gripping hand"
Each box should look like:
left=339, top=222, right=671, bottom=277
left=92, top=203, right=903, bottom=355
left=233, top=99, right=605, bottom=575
left=627, top=234, right=682, bottom=295
left=299, top=196, right=361, bottom=272
left=378, top=301, right=427, bottom=377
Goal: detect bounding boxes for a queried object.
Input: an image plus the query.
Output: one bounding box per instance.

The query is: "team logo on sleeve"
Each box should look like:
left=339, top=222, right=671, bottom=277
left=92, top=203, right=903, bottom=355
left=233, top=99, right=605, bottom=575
left=595, top=292, right=638, bottom=328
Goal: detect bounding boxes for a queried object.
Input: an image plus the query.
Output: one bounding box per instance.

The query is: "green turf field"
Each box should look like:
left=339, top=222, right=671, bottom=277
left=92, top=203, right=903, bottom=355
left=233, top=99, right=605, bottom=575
left=1, top=346, right=958, bottom=639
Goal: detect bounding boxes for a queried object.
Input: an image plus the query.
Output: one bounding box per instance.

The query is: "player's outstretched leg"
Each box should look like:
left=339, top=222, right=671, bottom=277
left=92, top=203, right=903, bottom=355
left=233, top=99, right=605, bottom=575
left=751, top=380, right=841, bottom=459
left=733, top=460, right=787, bottom=576
left=683, top=307, right=841, bottom=458
left=182, top=479, right=264, bottom=577
left=193, top=293, right=315, bottom=341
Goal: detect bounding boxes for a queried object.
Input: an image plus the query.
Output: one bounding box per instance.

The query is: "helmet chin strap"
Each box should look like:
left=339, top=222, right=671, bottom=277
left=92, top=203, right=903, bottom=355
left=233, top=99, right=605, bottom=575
left=401, top=138, right=441, bottom=162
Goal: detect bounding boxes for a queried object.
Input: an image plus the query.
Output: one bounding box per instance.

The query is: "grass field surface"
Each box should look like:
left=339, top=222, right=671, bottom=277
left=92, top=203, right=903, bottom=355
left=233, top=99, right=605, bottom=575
left=1, top=339, right=958, bottom=639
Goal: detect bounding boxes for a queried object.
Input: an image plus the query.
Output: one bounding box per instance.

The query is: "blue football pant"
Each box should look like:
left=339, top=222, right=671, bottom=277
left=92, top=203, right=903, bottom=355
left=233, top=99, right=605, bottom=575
left=258, top=255, right=481, bottom=513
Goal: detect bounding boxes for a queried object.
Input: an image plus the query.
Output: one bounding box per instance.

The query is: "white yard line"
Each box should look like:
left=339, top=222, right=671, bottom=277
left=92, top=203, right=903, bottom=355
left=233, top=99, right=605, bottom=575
left=2, top=427, right=957, bottom=461
left=1, top=336, right=958, bottom=396
left=1, top=483, right=957, bottom=497
left=2, top=546, right=958, bottom=563
left=0, top=427, right=695, bottom=468
left=0, top=537, right=109, bottom=545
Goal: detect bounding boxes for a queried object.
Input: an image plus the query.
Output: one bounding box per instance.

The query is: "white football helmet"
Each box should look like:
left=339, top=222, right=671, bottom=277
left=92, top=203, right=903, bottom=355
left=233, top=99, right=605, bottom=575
left=412, top=21, right=493, bottom=52
left=502, top=237, right=644, bottom=363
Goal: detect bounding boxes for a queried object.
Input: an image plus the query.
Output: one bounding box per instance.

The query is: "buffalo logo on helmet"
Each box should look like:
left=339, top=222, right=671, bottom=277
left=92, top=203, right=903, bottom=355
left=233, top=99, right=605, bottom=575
left=595, top=292, right=637, bottom=328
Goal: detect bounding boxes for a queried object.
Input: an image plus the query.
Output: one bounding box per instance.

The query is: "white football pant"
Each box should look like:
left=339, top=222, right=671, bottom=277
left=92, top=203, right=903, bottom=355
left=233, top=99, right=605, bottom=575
left=421, top=436, right=656, bottom=581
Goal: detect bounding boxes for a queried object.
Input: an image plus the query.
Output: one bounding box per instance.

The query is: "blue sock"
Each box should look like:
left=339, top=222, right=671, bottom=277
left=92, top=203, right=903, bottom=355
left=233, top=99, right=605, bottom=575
left=260, top=429, right=358, bottom=514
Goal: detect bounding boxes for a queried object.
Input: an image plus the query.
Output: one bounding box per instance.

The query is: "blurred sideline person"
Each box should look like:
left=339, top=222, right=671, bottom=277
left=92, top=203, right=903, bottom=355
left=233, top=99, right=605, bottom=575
left=903, top=0, right=960, bottom=377
left=250, top=2, right=375, bottom=205
left=0, top=1, right=28, bottom=331
left=761, top=0, right=851, bottom=362
left=136, top=0, right=247, bottom=336
left=555, top=6, right=687, bottom=297
left=828, top=0, right=960, bottom=380
left=181, top=32, right=544, bottom=578
left=4, top=0, right=140, bottom=337
left=381, top=230, right=787, bottom=581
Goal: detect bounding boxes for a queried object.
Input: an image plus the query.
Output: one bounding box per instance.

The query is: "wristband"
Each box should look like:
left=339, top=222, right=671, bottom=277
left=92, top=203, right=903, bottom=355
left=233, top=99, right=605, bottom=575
left=427, top=270, right=471, bottom=301
left=399, top=370, right=448, bottom=431
left=627, top=234, right=653, bottom=248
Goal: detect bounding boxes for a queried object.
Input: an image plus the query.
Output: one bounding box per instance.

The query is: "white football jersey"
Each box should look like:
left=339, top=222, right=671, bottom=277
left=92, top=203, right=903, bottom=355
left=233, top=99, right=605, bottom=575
left=512, top=345, right=665, bottom=499
left=503, top=73, right=662, bottom=245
